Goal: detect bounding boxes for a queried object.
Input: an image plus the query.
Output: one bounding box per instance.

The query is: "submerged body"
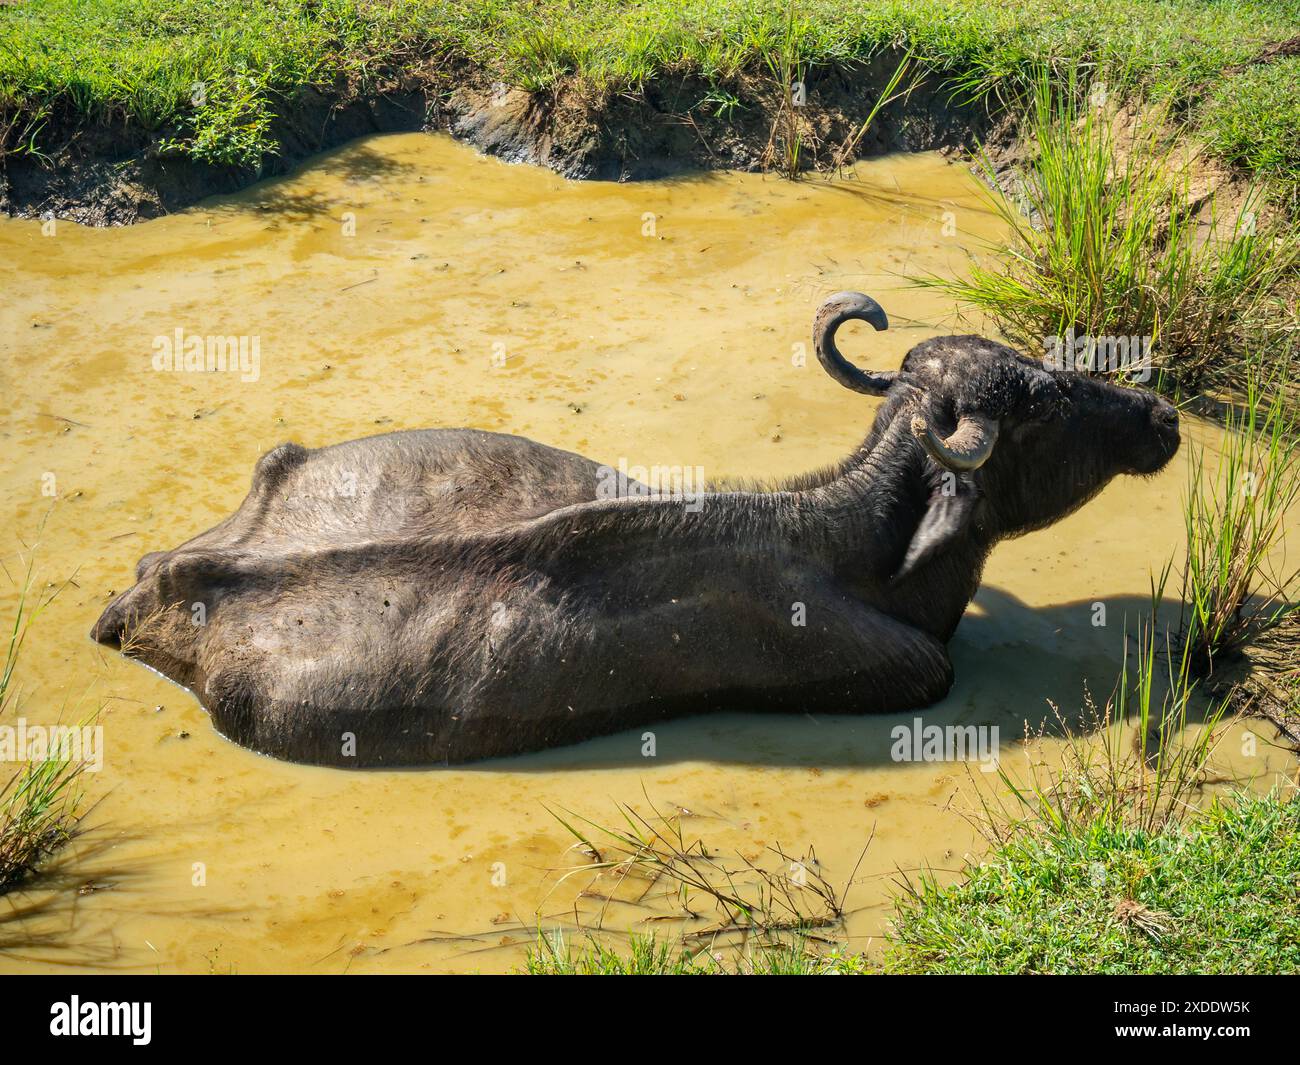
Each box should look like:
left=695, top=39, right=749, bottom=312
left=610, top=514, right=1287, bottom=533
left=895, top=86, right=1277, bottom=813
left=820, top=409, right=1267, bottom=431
left=93, top=295, right=1180, bottom=766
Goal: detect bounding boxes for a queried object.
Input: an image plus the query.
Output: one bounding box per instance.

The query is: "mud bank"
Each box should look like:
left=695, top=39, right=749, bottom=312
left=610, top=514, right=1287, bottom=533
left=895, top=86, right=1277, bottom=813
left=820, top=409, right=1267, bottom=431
left=1, top=55, right=1005, bottom=226
left=1215, top=614, right=1300, bottom=752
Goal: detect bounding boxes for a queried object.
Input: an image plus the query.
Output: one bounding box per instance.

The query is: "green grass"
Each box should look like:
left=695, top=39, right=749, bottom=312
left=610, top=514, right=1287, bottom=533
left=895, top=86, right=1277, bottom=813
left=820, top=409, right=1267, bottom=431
left=885, top=791, right=1300, bottom=974
left=1203, top=57, right=1300, bottom=190
left=3, top=0, right=1300, bottom=179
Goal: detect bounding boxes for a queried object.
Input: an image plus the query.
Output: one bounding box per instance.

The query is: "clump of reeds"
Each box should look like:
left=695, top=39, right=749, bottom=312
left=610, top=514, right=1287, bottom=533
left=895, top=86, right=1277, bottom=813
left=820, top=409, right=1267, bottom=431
left=916, top=70, right=1299, bottom=391
left=1178, top=357, right=1300, bottom=676
left=0, top=554, right=89, bottom=894
left=762, top=0, right=809, bottom=180
left=760, top=2, right=914, bottom=181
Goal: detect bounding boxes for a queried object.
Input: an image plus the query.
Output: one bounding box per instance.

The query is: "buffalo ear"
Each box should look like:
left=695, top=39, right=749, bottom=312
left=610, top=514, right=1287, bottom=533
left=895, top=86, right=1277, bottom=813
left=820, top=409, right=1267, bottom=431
left=894, top=476, right=979, bottom=581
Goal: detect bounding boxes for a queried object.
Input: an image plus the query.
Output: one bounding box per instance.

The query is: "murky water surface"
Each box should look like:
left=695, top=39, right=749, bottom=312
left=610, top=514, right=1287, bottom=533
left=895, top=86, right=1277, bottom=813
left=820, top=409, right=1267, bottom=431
left=1, top=134, right=1293, bottom=972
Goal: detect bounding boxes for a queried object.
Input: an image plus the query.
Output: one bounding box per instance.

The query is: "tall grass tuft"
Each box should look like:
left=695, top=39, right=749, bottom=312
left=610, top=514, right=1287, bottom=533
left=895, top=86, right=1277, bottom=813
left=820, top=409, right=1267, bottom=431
left=0, top=555, right=89, bottom=894
left=916, top=71, right=1299, bottom=391
left=1179, top=360, right=1300, bottom=676
left=972, top=568, right=1227, bottom=849
left=831, top=52, right=913, bottom=174
left=762, top=0, right=808, bottom=180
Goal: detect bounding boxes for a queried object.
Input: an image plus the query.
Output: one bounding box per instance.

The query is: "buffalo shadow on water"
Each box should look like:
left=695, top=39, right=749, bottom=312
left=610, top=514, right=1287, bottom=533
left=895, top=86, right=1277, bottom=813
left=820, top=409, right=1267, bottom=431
left=425, top=585, right=1218, bottom=774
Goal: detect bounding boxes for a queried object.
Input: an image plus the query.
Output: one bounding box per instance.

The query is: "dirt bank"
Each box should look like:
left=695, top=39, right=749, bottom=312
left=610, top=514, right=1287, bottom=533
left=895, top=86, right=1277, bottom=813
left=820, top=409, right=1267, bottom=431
left=0, top=55, right=1004, bottom=226
left=1215, top=614, right=1300, bottom=754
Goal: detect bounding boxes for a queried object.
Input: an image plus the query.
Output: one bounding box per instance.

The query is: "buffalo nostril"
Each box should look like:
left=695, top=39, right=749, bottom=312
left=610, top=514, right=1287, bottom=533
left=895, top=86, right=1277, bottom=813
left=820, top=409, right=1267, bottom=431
left=91, top=615, right=123, bottom=649
left=1155, top=404, right=1179, bottom=427
left=92, top=596, right=133, bottom=649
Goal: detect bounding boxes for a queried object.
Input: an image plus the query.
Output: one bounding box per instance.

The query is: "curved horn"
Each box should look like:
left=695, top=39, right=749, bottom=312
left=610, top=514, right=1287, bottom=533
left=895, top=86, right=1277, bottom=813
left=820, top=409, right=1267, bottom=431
left=910, top=413, right=999, bottom=472
left=813, top=291, right=903, bottom=396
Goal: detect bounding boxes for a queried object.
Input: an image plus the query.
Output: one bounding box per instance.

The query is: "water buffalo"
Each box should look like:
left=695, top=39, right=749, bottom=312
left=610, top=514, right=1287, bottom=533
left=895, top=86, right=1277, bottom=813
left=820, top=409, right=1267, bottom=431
left=93, top=293, right=1180, bottom=766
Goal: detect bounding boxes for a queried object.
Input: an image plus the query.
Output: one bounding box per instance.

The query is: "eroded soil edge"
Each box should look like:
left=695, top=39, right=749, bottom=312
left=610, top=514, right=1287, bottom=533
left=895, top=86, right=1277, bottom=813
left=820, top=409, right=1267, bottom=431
left=1, top=56, right=1005, bottom=225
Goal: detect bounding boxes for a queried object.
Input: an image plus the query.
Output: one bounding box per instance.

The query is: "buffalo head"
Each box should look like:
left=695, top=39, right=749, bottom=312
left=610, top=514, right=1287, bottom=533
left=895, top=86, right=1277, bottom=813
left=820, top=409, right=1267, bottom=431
left=814, top=291, right=1180, bottom=577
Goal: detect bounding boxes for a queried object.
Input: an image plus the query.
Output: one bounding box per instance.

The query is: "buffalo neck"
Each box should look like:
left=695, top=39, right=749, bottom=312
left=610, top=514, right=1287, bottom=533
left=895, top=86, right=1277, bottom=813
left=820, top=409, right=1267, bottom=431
left=795, top=415, right=995, bottom=641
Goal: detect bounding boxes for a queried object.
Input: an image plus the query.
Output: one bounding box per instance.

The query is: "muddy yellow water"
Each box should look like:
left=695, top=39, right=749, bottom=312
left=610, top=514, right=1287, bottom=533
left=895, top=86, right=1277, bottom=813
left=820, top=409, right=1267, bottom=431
left=0, top=134, right=1294, bottom=973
